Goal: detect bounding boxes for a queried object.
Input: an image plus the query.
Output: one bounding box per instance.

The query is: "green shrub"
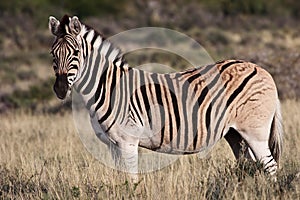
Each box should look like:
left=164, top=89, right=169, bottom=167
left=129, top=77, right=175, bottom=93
left=7, top=78, right=54, bottom=109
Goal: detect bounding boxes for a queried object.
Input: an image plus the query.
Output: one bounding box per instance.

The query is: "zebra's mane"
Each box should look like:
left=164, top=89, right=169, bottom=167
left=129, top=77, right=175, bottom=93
left=82, top=23, right=127, bottom=67
left=54, top=15, right=104, bottom=39
left=54, top=15, right=71, bottom=38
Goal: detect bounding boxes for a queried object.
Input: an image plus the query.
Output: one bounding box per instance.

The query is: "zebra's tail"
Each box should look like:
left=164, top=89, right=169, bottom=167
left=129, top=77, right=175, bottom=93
left=269, top=99, right=283, bottom=166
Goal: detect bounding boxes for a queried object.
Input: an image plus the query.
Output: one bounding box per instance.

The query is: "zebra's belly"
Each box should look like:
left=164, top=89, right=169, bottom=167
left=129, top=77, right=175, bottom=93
left=138, top=136, right=210, bottom=155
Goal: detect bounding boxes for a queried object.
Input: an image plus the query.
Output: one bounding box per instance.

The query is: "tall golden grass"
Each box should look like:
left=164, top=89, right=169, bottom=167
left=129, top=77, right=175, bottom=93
left=0, top=100, right=299, bottom=199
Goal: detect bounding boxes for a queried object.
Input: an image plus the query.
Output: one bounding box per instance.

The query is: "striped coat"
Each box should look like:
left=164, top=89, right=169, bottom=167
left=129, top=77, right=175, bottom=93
left=49, top=15, right=283, bottom=177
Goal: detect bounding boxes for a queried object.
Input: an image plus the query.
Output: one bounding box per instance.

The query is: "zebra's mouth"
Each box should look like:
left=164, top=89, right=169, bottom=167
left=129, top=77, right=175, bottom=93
left=53, top=74, right=69, bottom=100
left=54, top=88, right=71, bottom=100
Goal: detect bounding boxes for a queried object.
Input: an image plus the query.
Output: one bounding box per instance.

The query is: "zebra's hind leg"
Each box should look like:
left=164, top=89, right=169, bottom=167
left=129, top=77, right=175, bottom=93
left=245, top=139, right=278, bottom=176
left=236, top=126, right=278, bottom=177
left=225, top=128, right=255, bottom=160
left=225, top=128, right=278, bottom=178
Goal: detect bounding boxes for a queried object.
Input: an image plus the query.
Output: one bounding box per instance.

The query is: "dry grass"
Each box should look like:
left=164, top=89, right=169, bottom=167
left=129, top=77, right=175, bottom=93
left=0, top=100, right=300, bottom=199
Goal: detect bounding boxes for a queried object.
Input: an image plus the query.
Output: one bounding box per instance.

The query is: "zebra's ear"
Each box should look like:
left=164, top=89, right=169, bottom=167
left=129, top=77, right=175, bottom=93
left=49, top=16, right=60, bottom=36
left=70, top=16, right=82, bottom=36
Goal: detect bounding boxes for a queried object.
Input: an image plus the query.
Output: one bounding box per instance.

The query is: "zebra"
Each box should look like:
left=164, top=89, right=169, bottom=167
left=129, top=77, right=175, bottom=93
left=48, top=15, right=283, bottom=178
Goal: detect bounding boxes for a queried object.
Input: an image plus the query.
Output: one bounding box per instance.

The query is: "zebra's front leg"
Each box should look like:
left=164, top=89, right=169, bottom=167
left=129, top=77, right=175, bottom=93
left=110, top=139, right=139, bottom=182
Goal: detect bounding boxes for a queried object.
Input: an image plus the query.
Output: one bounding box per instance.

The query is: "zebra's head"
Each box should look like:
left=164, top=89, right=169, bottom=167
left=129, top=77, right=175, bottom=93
left=48, top=15, right=83, bottom=100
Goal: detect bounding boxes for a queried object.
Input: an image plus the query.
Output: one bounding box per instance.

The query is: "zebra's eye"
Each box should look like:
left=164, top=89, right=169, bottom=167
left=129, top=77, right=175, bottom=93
left=74, top=49, right=80, bottom=56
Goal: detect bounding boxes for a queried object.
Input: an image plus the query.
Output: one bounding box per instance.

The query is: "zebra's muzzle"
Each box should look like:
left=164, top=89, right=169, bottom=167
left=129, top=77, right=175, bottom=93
left=53, top=74, right=69, bottom=100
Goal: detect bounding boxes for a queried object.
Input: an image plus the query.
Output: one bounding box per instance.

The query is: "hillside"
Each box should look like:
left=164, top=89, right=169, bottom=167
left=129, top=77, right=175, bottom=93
left=0, top=0, right=300, bottom=113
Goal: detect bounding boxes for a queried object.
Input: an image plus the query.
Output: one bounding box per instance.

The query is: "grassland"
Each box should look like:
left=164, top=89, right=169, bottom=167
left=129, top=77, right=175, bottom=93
left=1, top=1, right=300, bottom=199
left=0, top=100, right=299, bottom=199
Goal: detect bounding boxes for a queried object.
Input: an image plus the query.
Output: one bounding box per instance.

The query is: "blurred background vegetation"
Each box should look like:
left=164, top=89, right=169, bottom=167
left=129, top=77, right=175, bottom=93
left=0, top=0, right=300, bottom=113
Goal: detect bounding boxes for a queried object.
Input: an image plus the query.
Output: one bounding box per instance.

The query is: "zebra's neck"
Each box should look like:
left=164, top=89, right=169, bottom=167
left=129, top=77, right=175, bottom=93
left=74, top=25, right=131, bottom=120
left=79, top=25, right=127, bottom=69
